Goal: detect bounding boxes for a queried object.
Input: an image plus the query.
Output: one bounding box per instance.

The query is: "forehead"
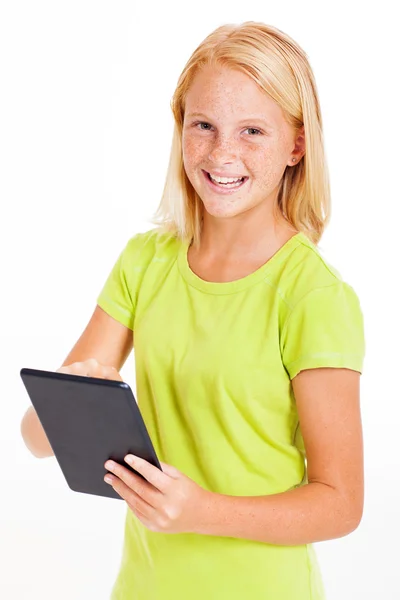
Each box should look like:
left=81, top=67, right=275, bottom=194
left=184, top=64, right=284, bottom=126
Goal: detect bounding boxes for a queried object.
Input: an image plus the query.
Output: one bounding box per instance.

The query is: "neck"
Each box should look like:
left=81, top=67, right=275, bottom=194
left=194, top=211, right=297, bottom=263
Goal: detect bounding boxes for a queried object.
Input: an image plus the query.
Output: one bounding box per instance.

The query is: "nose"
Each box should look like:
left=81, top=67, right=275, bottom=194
left=207, top=135, right=238, bottom=164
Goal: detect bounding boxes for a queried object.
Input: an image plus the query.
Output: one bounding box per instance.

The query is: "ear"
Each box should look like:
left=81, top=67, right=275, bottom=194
left=289, top=125, right=305, bottom=165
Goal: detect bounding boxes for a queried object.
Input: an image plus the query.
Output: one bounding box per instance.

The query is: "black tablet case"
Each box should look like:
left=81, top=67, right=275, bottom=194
left=20, top=368, right=162, bottom=500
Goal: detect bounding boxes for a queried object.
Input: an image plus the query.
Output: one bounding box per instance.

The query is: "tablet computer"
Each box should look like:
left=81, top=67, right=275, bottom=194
left=20, top=367, right=162, bottom=500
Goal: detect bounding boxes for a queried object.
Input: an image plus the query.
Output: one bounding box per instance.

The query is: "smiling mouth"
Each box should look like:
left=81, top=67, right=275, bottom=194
left=203, top=170, right=249, bottom=188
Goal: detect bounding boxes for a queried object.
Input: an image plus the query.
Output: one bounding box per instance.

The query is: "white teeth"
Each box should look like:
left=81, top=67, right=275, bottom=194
left=209, top=173, right=243, bottom=184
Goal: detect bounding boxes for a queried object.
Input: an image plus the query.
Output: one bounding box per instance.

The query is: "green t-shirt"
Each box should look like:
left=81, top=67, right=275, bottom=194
left=97, top=228, right=365, bottom=600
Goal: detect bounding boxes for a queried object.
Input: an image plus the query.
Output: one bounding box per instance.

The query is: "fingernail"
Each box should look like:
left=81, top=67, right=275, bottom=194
left=125, top=455, right=135, bottom=465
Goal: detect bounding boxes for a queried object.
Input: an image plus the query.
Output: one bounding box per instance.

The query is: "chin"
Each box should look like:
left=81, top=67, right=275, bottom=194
left=202, top=202, right=248, bottom=219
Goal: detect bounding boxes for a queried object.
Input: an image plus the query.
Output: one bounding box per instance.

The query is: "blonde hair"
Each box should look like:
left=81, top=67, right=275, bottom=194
left=150, top=21, right=331, bottom=247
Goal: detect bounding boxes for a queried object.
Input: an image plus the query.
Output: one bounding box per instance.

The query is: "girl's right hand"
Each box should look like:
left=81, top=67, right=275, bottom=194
left=56, top=358, right=123, bottom=382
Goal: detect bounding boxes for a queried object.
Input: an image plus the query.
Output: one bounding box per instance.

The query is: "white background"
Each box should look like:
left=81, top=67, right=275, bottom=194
left=1, top=1, right=399, bottom=599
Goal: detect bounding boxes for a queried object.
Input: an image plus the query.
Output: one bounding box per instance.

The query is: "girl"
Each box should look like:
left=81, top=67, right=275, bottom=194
left=21, top=21, right=365, bottom=600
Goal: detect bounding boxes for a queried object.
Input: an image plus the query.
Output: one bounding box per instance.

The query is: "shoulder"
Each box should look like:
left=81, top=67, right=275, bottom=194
left=273, top=232, right=361, bottom=315
left=121, top=227, right=181, bottom=267
left=276, top=234, right=366, bottom=378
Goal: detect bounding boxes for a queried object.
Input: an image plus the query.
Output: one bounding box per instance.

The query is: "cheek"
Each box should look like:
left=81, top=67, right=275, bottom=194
left=182, top=134, right=208, bottom=171
left=250, top=146, right=288, bottom=188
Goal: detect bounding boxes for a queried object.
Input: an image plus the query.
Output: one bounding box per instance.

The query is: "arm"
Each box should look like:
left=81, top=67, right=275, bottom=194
left=197, top=367, right=364, bottom=545
left=20, top=305, right=133, bottom=459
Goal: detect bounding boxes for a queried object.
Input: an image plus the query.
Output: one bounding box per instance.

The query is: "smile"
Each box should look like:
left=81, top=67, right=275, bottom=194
left=202, top=170, right=249, bottom=194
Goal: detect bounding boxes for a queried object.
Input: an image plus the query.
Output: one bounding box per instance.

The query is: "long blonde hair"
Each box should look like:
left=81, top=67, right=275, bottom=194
left=150, top=21, right=331, bottom=247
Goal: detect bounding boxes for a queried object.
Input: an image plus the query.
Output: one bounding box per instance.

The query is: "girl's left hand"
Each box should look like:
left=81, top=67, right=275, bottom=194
left=103, top=454, right=212, bottom=534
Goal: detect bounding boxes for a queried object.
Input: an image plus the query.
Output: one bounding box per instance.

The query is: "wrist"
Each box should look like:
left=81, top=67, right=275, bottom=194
left=191, top=489, right=222, bottom=536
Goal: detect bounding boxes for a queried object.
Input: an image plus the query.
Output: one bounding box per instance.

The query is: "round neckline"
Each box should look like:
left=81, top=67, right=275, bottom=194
left=177, top=231, right=307, bottom=295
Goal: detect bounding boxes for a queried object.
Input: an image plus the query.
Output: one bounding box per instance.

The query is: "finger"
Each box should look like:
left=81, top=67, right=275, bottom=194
left=105, top=460, right=162, bottom=505
left=126, top=500, right=162, bottom=533
left=56, top=364, right=85, bottom=376
left=63, top=362, right=90, bottom=376
left=72, top=361, right=91, bottom=376
left=106, top=475, right=156, bottom=518
left=124, top=455, right=172, bottom=492
left=159, top=462, right=181, bottom=479
left=101, top=365, right=123, bottom=381
left=126, top=501, right=155, bottom=529
left=85, top=357, right=99, bottom=370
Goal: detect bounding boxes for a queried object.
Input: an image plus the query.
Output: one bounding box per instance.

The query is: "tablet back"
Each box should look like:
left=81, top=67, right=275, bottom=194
left=20, top=368, right=162, bottom=500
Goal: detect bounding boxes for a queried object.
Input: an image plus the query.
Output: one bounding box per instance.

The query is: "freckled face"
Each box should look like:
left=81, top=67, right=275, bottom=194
left=182, top=65, right=297, bottom=219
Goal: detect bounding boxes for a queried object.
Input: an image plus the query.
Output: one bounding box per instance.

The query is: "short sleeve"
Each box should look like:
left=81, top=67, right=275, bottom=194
left=96, top=240, right=136, bottom=330
left=280, top=282, right=366, bottom=380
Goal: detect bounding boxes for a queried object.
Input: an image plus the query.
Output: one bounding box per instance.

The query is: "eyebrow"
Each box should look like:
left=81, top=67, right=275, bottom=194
left=185, top=112, right=275, bottom=129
